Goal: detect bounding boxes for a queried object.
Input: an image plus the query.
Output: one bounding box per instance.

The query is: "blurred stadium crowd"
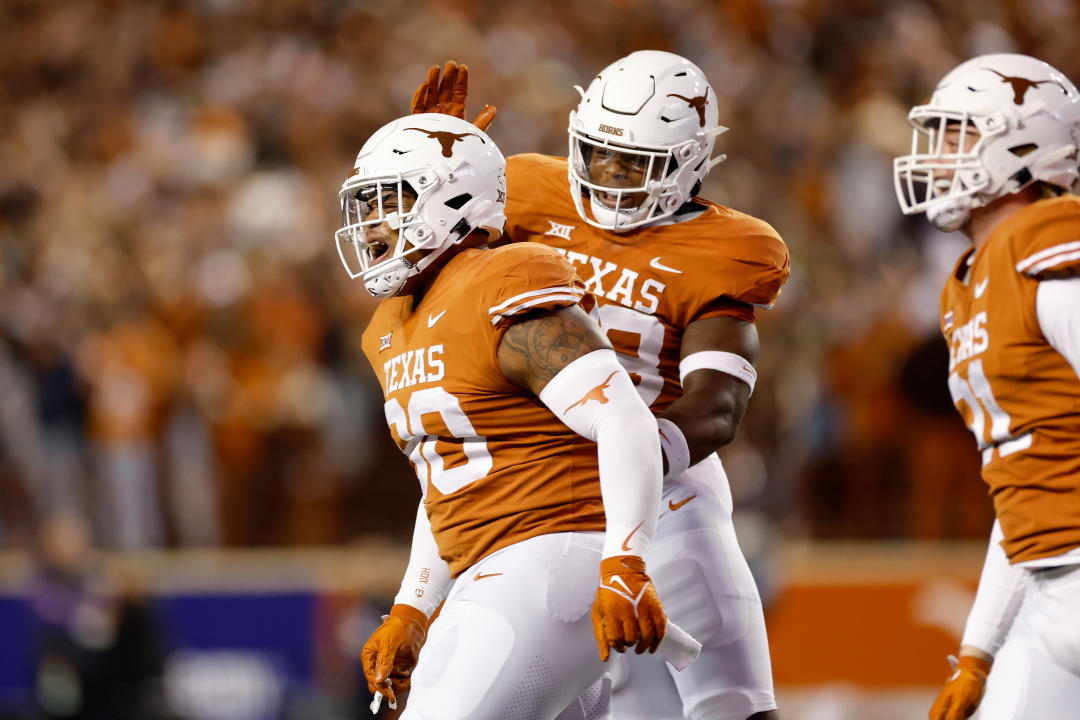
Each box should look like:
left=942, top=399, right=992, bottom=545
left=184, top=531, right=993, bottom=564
left=2, top=0, right=1077, bottom=556
left=5, top=1, right=1078, bottom=718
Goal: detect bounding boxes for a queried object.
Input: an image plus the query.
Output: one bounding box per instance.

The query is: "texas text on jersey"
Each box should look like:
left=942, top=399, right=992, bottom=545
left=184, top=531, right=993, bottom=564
left=940, top=194, right=1080, bottom=563
left=504, top=153, right=790, bottom=412
left=361, top=241, right=606, bottom=576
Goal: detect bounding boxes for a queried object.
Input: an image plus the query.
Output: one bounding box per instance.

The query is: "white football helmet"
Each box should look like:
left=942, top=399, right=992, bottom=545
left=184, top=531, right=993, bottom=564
left=894, top=53, right=1080, bottom=231
left=335, top=113, right=506, bottom=297
left=568, top=50, right=729, bottom=232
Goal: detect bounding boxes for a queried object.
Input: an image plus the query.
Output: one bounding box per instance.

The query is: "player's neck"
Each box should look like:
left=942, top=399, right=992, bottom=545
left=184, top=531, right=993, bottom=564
left=402, top=231, right=490, bottom=305
left=964, top=186, right=1041, bottom=252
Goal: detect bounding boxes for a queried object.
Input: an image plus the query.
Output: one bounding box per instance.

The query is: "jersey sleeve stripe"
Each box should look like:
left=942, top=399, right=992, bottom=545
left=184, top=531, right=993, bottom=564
left=1015, top=240, right=1080, bottom=274
left=489, top=293, right=585, bottom=324
left=488, top=286, right=584, bottom=315
left=1018, top=249, right=1080, bottom=276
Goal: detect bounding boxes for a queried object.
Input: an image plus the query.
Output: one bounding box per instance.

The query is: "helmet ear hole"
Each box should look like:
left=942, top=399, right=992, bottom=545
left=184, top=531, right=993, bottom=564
left=1008, top=143, right=1038, bottom=157
left=444, top=193, right=472, bottom=209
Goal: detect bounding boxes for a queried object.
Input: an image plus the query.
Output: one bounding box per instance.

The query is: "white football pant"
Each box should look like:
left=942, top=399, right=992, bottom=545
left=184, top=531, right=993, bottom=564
left=401, top=532, right=611, bottom=720
left=611, top=455, right=777, bottom=720
left=977, top=564, right=1080, bottom=719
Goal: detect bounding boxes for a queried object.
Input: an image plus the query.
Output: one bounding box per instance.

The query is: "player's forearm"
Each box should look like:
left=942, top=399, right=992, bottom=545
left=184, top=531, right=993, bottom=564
left=393, top=504, right=452, bottom=618
left=960, top=520, right=1028, bottom=657
left=537, top=349, right=663, bottom=559
left=659, top=389, right=744, bottom=467
left=660, top=335, right=756, bottom=473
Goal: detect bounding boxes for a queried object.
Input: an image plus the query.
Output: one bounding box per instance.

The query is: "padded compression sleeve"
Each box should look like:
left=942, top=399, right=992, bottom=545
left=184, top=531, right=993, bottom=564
left=393, top=503, right=453, bottom=618
left=538, top=349, right=663, bottom=559
left=1036, top=277, right=1080, bottom=380
left=960, top=520, right=1028, bottom=656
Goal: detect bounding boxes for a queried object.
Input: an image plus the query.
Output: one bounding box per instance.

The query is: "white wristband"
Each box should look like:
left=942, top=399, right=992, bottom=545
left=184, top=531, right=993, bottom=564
left=657, top=418, right=690, bottom=479
left=679, top=351, right=757, bottom=395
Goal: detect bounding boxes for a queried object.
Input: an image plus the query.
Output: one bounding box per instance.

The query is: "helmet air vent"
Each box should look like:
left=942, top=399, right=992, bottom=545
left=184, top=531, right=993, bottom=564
left=444, top=193, right=472, bottom=210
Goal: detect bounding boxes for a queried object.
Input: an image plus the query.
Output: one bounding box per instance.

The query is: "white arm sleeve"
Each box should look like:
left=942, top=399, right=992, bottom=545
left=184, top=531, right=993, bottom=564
left=1036, top=277, right=1080, bottom=380
left=960, top=520, right=1028, bottom=656
left=538, top=349, right=663, bottom=559
left=392, top=503, right=453, bottom=618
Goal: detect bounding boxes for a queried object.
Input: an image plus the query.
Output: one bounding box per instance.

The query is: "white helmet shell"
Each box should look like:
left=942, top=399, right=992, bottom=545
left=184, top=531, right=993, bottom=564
left=894, top=53, right=1080, bottom=231
left=568, top=50, right=728, bottom=232
left=335, top=114, right=506, bottom=297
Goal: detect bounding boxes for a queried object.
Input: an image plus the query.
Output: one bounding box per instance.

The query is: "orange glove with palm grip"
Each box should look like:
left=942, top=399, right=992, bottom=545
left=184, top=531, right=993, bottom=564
left=591, top=555, right=666, bottom=661
left=410, top=61, right=496, bottom=131
left=929, top=654, right=991, bottom=720
left=361, top=604, right=428, bottom=706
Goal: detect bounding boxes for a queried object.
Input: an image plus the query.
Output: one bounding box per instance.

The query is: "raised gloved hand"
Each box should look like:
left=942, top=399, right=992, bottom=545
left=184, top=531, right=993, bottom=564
left=929, top=654, right=992, bottom=720
left=361, top=604, right=428, bottom=706
left=591, top=555, right=666, bottom=661
left=410, top=60, right=496, bottom=131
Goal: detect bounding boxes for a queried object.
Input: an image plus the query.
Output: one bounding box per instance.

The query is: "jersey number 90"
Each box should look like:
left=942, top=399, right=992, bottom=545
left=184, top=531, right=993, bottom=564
left=385, top=388, right=493, bottom=495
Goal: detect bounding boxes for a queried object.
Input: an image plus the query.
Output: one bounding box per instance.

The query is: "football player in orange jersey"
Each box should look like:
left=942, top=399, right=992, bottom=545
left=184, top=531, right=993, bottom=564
left=411, top=53, right=788, bottom=720
left=338, top=113, right=671, bottom=720
left=894, top=53, right=1080, bottom=720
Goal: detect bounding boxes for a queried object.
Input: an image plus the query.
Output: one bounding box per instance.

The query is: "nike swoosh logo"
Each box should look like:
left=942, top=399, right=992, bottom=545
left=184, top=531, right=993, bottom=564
left=474, top=572, right=502, bottom=581
left=974, top=277, right=989, bottom=299
left=621, top=520, right=644, bottom=552
left=668, top=495, right=697, bottom=511
left=649, top=257, right=683, bottom=274
left=428, top=309, right=448, bottom=327
left=607, top=574, right=633, bottom=597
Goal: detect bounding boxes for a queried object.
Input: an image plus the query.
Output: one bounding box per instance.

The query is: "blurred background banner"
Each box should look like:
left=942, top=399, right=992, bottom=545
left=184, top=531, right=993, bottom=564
left=1, top=0, right=1075, bottom=717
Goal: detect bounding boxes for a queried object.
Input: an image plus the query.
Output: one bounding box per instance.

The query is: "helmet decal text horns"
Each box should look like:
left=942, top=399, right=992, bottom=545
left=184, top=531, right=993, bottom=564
left=985, top=68, right=1067, bottom=105
left=666, top=88, right=710, bottom=127
left=405, top=128, right=482, bottom=157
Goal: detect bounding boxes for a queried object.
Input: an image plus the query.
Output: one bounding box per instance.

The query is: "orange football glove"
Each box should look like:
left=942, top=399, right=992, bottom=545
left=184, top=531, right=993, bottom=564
left=410, top=60, right=496, bottom=131
left=591, top=555, right=666, bottom=661
left=361, top=604, right=428, bottom=706
left=929, top=654, right=991, bottom=720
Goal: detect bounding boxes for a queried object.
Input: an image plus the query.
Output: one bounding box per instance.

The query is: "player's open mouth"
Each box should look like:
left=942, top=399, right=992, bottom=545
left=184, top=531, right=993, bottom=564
left=595, top=190, right=644, bottom=210
left=366, top=239, right=390, bottom=264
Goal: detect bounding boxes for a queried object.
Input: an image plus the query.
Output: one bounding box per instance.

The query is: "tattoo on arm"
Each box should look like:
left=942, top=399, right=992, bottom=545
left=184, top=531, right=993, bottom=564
left=497, top=305, right=610, bottom=394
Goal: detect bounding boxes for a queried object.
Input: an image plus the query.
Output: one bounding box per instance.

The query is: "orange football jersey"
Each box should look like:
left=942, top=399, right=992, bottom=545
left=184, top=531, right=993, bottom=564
left=360, top=243, right=606, bottom=577
left=940, top=195, right=1080, bottom=563
left=504, top=153, right=790, bottom=412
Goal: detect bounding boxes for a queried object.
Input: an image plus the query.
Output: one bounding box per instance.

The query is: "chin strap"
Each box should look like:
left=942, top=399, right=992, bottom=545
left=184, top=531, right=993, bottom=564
left=928, top=197, right=972, bottom=232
